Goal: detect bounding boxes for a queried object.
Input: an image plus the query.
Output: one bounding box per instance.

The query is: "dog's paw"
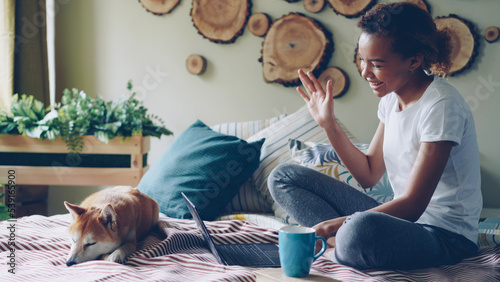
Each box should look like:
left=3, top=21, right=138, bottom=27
left=104, top=249, right=126, bottom=264
left=100, top=253, right=110, bottom=261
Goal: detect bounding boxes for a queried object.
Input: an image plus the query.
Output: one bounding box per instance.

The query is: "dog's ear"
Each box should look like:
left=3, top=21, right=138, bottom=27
left=64, top=201, right=86, bottom=221
left=100, top=204, right=117, bottom=231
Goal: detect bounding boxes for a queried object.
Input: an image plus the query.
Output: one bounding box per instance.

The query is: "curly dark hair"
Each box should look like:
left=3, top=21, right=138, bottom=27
left=357, top=2, right=451, bottom=76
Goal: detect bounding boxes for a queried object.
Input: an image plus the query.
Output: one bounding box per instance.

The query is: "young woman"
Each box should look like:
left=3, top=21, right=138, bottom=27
left=268, top=3, right=482, bottom=270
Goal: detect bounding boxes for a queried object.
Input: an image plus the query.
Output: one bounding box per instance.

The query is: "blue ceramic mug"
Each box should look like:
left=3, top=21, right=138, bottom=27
left=278, top=226, right=327, bottom=278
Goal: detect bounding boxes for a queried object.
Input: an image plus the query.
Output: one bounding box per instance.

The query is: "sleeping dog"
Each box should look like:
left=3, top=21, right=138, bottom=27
left=64, top=186, right=159, bottom=266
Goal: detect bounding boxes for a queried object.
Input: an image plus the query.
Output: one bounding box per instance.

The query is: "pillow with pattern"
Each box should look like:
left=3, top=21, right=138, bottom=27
left=289, top=139, right=394, bottom=205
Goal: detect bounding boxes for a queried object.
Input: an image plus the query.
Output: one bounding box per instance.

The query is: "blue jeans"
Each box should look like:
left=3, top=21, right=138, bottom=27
left=268, top=163, right=478, bottom=270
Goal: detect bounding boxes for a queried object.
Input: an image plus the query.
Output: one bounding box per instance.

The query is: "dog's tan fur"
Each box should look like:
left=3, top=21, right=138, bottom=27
left=64, top=186, right=159, bottom=266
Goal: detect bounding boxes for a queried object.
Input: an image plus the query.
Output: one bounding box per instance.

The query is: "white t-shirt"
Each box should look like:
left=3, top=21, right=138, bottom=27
left=378, top=76, right=482, bottom=244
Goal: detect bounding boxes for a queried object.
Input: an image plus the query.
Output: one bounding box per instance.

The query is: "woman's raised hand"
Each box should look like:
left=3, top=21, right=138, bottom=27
left=296, top=69, right=336, bottom=129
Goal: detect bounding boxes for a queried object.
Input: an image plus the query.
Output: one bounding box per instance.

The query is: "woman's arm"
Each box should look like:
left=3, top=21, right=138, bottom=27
left=370, top=141, right=453, bottom=221
left=314, top=141, right=454, bottom=242
left=297, top=70, right=386, bottom=188
left=325, top=121, right=386, bottom=188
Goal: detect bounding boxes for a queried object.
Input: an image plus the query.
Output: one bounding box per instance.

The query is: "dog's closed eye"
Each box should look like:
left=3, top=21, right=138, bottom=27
left=85, top=242, right=96, bottom=248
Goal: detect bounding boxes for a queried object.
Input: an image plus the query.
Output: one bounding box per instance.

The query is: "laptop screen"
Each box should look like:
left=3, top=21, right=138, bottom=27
left=182, top=192, right=225, bottom=265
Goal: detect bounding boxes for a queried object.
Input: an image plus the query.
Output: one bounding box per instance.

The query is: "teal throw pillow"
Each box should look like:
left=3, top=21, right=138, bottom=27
left=138, top=119, right=265, bottom=220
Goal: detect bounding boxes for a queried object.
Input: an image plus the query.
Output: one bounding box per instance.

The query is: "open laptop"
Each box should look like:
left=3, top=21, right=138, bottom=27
left=182, top=192, right=280, bottom=267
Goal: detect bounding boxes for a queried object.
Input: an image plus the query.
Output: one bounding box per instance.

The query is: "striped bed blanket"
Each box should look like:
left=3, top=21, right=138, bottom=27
left=1, top=214, right=499, bottom=281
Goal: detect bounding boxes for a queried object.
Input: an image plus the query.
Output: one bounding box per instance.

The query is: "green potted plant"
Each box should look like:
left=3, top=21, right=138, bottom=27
left=0, top=81, right=172, bottom=153
left=0, top=82, right=173, bottom=186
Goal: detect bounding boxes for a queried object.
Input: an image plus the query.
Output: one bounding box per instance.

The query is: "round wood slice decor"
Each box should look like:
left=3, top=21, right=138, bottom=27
left=318, top=67, right=350, bottom=98
left=304, top=0, right=325, bottom=13
left=431, top=14, right=479, bottom=77
left=139, top=0, right=180, bottom=15
left=405, top=0, right=430, bottom=13
left=186, top=54, right=207, bottom=75
left=191, top=0, right=251, bottom=44
left=260, top=13, right=334, bottom=87
left=485, top=26, right=499, bottom=43
left=248, top=13, right=271, bottom=37
left=326, top=0, right=376, bottom=18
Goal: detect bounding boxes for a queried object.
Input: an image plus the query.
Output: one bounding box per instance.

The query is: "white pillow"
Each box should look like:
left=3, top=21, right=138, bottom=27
left=211, top=114, right=286, bottom=140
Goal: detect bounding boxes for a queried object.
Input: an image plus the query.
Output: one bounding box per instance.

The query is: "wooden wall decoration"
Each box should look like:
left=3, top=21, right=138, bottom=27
left=260, top=13, right=334, bottom=87
left=304, top=0, right=325, bottom=13
left=326, top=0, right=376, bottom=18
left=318, top=67, right=349, bottom=98
left=191, top=0, right=251, bottom=44
left=485, top=26, right=499, bottom=43
left=186, top=54, right=207, bottom=75
left=431, top=14, right=479, bottom=77
left=248, top=13, right=271, bottom=37
left=134, top=0, right=486, bottom=94
left=139, top=0, right=180, bottom=15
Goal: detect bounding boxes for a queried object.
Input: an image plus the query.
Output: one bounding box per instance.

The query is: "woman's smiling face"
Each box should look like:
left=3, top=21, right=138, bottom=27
left=358, top=32, right=415, bottom=98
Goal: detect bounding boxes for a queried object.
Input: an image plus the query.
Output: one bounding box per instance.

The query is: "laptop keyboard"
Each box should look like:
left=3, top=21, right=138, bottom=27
left=217, top=244, right=275, bottom=266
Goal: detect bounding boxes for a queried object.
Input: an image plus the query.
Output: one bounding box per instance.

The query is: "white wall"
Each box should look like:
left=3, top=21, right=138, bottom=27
left=48, top=0, right=500, bottom=215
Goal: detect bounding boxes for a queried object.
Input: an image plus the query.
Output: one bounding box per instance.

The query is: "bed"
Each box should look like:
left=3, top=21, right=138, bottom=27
left=0, top=214, right=499, bottom=281
left=1, top=105, right=499, bottom=281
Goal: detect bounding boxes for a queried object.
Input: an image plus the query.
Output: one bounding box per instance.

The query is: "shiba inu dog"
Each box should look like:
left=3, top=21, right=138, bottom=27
left=64, top=186, right=159, bottom=266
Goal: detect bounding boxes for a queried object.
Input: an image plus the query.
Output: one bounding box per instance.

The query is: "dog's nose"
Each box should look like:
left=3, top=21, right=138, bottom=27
left=66, top=260, right=77, bottom=266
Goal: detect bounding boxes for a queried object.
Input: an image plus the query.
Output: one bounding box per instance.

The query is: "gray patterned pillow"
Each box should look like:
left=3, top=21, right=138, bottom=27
left=289, top=139, right=394, bottom=204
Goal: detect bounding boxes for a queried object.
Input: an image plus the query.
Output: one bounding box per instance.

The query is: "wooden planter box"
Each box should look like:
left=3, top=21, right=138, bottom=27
left=0, top=135, right=150, bottom=186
